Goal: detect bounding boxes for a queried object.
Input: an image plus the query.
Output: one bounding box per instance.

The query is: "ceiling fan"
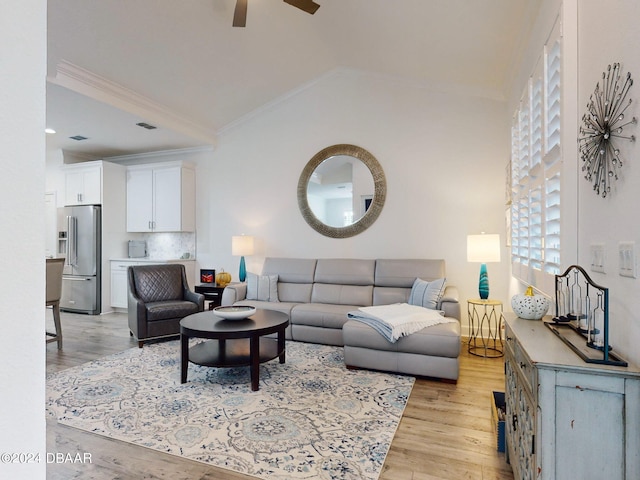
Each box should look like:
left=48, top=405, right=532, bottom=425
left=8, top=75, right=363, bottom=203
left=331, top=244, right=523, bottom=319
left=233, top=0, right=320, bottom=27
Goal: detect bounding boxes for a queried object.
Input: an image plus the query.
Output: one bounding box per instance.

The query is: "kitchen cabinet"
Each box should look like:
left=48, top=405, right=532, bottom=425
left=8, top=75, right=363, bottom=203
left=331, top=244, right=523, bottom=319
left=504, top=314, right=640, bottom=480
left=110, top=260, right=146, bottom=309
left=110, top=259, right=196, bottom=308
left=64, top=163, right=102, bottom=205
left=126, top=162, right=195, bottom=232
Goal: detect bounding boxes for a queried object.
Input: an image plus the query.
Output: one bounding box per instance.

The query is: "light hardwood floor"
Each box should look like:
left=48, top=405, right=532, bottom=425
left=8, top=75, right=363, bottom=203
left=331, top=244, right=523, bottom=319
left=46, top=312, right=513, bottom=480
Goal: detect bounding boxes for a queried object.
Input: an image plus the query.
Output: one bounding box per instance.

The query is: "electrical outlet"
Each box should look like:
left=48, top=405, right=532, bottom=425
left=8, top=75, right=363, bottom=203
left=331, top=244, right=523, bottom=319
left=619, top=242, right=637, bottom=278
left=590, top=244, right=605, bottom=273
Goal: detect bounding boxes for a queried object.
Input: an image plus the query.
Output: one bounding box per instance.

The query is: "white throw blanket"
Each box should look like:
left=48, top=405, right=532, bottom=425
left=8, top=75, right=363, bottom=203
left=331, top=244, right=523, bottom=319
left=347, top=303, right=456, bottom=343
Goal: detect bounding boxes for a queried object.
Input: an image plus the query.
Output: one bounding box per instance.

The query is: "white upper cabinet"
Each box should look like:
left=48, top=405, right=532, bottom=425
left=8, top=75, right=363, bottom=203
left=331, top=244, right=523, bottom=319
left=126, top=162, right=195, bottom=232
left=64, top=163, right=102, bottom=205
left=126, top=168, right=154, bottom=232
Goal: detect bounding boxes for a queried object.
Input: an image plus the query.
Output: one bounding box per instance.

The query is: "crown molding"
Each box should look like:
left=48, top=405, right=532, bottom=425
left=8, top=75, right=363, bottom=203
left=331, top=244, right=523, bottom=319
left=48, top=60, right=217, bottom=146
left=102, top=145, right=214, bottom=165
left=61, top=150, right=101, bottom=164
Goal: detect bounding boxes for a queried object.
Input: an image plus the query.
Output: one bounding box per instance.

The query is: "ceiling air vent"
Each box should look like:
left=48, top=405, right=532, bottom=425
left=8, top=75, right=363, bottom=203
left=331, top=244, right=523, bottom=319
left=136, top=122, right=157, bottom=130
left=69, top=135, right=88, bottom=141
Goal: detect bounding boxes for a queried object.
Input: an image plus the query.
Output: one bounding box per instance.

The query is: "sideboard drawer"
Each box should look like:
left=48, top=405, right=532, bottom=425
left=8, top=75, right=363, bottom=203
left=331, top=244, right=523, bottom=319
left=513, top=340, right=536, bottom=399
left=505, top=322, right=517, bottom=357
left=505, top=322, right=535, bottom=397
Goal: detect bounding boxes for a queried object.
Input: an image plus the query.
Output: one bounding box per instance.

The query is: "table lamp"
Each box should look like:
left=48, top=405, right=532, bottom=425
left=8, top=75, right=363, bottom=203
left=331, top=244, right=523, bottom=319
left=232, top=235, right=254, bottom=282
left=467, top=233, right=501, bottom=300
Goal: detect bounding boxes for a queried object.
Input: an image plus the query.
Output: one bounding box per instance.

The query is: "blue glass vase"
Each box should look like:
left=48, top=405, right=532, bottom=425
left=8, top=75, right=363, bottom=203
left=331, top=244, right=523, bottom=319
left=478, top=263, right=489, bottom=299
left=239, top=256, right=247, bottom=282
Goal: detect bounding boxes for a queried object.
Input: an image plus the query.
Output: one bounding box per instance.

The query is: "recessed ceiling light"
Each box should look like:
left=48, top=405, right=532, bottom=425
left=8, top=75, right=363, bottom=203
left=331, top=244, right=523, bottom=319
left=45, top=128, right=56, bottom=134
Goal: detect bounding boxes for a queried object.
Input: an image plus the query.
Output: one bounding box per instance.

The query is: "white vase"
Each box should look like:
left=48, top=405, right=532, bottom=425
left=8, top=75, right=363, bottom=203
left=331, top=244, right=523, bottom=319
left=511, top=286, right=550, bottom=320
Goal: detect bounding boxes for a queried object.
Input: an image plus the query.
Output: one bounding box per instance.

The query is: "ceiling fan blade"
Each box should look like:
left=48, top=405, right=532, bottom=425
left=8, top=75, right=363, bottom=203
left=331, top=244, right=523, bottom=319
left=233, top=0, right=247, bottom=27
left=283, top=0, right=320, bottom=15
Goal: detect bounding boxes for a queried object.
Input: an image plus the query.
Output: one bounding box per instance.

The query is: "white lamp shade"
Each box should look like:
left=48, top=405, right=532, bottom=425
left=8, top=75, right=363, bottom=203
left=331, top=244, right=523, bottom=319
left=467, top=234, right=501, bottom=263
left=232, top=235, right=254, bottom=256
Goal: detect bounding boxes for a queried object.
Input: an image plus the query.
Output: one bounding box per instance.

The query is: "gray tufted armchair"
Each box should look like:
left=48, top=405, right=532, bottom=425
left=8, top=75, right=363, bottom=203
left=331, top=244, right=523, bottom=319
left=128, top=263, right=204, bottom=347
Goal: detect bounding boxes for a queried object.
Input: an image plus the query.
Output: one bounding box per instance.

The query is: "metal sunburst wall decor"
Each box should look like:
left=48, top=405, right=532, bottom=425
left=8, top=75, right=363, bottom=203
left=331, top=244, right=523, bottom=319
left=578, top=63, right=636, bottom=198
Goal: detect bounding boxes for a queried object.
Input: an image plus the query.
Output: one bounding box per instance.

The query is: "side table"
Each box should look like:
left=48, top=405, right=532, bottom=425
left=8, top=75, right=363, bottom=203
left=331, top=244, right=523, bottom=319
left=194, top=284, right=226, bottom=310
left=467, top=299, right=504, bottom=358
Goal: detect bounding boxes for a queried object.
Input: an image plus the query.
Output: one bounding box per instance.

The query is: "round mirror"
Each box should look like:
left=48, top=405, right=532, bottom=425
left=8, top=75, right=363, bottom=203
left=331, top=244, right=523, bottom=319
left=297, top=144, right=386, bottom=238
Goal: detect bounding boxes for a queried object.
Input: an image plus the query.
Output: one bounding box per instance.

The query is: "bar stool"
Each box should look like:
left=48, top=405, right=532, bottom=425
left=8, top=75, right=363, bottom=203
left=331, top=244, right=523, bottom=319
left=46, top=258, right=65, bottom=349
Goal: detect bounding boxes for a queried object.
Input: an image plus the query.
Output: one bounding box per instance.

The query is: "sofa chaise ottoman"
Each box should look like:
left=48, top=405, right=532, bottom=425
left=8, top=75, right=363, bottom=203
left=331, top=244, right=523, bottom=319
left=342, top=319, right=460, bottom=381
left=221, top=257, right=461, bottom=380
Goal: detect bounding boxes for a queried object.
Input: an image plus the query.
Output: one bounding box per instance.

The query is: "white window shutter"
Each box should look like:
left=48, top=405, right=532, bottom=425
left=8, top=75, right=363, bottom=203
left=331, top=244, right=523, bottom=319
left=509, top=14, right=562, bottom=292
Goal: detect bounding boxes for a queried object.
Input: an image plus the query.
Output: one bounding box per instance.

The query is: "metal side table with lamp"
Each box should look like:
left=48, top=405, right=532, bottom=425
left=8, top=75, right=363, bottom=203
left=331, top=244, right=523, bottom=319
left=467, top=298, right=504, bottom=357
left=466, top=233, right=503, bottom=357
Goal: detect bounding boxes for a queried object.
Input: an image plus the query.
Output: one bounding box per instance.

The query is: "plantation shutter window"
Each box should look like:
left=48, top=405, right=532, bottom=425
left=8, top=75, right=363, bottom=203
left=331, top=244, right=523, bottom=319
left=510, top=17, right=562, bottom=294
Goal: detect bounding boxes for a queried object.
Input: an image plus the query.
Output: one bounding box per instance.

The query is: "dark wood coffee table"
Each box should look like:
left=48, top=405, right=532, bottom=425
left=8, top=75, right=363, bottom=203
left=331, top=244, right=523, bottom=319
left=180, top=309, right=289, bottom=391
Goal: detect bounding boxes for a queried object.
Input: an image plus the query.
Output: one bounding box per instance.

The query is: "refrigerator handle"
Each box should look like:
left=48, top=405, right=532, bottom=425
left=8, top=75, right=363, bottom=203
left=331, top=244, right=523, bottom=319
left=66, top=215, right=77, bottom=266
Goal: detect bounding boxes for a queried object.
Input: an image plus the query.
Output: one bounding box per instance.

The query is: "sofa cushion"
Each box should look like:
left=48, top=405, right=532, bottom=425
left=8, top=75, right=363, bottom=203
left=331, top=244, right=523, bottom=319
left=246, top=273, right=279, bottom=302
left=276, top=282, right=313, bottom=304
left=408, top=277, right=446, bottom=310
left=314, top=259, right=375, bottom=285
left=145, top=300, right=200, bottom=321
left=291, top=303, right=357, bottom=329
left=343, top=319, right=461, bottom=358
left=311, top=284, right=373, bottom=306
left=374, top=259, right=445, bottom=287
left=262, top=258, right=316, bottom=303
left=263, top=257, right=316, bottom=283
left=372, top=286, right=411, bottom=306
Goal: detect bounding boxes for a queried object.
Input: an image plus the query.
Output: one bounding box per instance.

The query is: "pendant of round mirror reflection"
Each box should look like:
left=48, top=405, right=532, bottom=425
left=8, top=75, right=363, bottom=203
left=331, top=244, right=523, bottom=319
left=578, top=63, right=636, bottom=198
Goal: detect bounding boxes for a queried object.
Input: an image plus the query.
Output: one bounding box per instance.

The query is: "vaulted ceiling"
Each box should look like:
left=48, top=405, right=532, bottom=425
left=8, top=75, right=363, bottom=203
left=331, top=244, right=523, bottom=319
left=46, top=0, right=540, bottom=158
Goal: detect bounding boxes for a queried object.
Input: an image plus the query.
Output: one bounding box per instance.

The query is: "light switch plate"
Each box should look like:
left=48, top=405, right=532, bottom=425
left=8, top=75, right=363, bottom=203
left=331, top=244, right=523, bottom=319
left=619, top=241, right=637, bottom=278
left=590, top=244, right=605, bottom=273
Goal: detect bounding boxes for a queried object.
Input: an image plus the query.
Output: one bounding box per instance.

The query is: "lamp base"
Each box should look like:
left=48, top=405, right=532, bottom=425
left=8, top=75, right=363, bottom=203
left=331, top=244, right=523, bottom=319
left=479, top=263, right=489, bottom=300
left=239, top=256, right=247, bottom=282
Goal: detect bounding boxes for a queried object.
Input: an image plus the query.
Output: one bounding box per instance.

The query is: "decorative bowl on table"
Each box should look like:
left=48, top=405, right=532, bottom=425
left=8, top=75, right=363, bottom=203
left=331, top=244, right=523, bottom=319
left=213, top=305, right=256, bottom=320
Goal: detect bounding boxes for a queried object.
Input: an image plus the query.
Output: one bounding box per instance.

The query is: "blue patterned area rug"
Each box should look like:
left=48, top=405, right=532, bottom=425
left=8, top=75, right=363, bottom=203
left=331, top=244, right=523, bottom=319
left=46, top=340, right=414, bottom=479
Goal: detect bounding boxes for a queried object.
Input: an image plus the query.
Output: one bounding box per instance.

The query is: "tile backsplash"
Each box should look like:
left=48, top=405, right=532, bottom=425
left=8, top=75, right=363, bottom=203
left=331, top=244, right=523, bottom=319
left=142, top=232, right=196, bottom=259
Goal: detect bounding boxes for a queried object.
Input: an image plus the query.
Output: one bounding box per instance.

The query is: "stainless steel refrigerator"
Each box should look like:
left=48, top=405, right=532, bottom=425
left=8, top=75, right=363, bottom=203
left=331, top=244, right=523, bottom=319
left=60, top=205, right=101, bottom=314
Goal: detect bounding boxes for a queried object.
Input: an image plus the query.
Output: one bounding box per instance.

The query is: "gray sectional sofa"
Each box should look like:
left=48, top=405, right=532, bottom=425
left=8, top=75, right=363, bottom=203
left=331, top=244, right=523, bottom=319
left=221, top=257, right=461, bottom=380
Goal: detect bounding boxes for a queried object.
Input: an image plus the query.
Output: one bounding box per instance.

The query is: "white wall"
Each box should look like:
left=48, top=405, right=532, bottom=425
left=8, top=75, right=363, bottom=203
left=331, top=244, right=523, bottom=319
left=45, top=147, right=66, bottom=204
left=0, top=0, right=47, bottom=478
left=577, top=0, right=640, bottom=366
left=193, top=69, right=511, bottom=319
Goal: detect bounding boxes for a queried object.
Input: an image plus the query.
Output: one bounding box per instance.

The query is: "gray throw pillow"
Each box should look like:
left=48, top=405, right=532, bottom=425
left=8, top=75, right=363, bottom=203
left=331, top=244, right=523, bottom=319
left=408, top=277, right=446, bottom=310
left=246, top=273, right=279, bottom=302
